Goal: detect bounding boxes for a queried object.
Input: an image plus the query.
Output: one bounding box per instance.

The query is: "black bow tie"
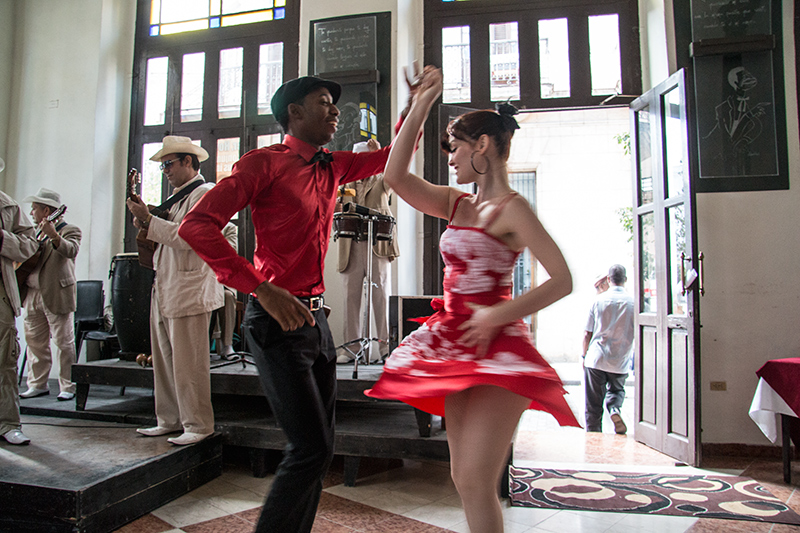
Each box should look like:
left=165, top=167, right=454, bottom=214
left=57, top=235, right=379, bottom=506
left=310, top=150, right=333, bottom=165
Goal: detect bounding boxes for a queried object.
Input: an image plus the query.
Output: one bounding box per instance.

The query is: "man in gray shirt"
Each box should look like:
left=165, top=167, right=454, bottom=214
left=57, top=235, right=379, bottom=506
left=582, top=264, right=634, bottom=434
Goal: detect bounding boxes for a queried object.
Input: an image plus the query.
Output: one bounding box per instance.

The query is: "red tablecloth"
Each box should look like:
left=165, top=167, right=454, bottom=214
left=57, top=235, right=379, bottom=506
left=756, top=357, right=800, bottom=415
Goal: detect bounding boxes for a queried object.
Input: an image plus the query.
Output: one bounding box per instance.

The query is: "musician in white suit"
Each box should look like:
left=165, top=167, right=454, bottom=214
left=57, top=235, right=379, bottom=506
left=19, top=188, right=81, bottom=402
left=126, top=136, right=229, bottom=446
left=0, top=158, right=39, bottom=445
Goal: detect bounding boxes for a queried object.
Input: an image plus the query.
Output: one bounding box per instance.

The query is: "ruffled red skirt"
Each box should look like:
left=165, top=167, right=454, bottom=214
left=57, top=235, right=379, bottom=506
left=365, top=297, right=581, bottom=427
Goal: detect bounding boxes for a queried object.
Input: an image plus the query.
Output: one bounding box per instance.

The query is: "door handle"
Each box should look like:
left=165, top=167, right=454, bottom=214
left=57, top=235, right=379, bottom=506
left=698, top=251, right=705, bottom=296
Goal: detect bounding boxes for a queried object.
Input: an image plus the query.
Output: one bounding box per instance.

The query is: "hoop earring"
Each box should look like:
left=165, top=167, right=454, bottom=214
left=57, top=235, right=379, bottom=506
left=471, top=151, right=488, bottom=175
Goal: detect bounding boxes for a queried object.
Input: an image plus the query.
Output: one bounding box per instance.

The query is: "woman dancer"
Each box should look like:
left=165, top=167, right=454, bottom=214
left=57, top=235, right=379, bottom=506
left=366, top=67, right=580, bottom=532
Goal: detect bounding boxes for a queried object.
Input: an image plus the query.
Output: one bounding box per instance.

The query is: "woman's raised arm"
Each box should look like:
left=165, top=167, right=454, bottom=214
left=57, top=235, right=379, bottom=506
left=383, top=67, right=459, bottom=221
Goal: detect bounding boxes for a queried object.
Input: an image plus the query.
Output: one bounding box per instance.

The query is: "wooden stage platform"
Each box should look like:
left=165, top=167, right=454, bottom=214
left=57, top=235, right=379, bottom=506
left=6, top=358, right=450, bottom=531
left=0, top=416, right=222, bottom=532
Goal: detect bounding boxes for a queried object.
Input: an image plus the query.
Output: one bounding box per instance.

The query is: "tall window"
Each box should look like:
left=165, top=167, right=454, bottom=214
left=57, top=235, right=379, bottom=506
left=425, top=0, right=641, bottom=110
left=127, top=0, right=299, bottom=251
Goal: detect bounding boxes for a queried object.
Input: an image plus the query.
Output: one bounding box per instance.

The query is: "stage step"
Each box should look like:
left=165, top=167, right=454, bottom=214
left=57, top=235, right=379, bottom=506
left=0, top=418, right=222, bottom=533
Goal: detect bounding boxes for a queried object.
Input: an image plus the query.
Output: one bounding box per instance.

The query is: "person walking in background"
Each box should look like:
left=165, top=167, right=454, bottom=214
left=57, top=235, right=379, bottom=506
left=365, top=67, right=579, bottom=533
left=582, top=264, right=634, bottom=434
left=0, top=158, right=38, bottom=444
left=336, top=138, right=399, bottom=363
left=19, top=188, right=81, bottom=401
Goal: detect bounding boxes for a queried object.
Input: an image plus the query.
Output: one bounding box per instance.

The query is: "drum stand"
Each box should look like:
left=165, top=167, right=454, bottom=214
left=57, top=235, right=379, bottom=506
left=337, top=215, right=388, bottom=379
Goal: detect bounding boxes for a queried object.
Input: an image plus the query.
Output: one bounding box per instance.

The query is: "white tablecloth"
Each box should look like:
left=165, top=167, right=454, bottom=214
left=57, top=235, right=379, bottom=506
left=749, top=377, right=799, bottom=443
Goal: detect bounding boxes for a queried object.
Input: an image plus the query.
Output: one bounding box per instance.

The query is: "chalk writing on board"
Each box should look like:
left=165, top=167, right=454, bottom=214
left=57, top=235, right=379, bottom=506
left=314, top=16, right=377, bottom=74
left=690, top=0, right=770, bottom=40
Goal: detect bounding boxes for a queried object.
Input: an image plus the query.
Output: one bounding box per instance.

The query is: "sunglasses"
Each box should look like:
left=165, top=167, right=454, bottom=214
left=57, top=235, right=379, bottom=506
left=159, top=157, right=182, bottom=171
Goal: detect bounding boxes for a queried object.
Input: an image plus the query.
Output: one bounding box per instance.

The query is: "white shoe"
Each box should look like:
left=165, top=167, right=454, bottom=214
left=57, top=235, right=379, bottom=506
left=20, top=388, right=49, bottom=399
left=221, top=344, right=235, bottom=357
left=57, top=392, right=75, bottom=401
left=167, top=432, right=213, bottom=446
left=136, top=426, right=181, bottom=437
left=2, top=429, right=31, bottom=445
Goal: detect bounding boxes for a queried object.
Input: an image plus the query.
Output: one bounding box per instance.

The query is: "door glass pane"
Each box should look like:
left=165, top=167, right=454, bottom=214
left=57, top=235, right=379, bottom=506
left=640, top=212, right=657, bottom=313
left=258, top=42, right=283, bottom=115
left=589, top=14, right=622, bottom=96
left=141, top=143, right=165, bottom=205
left=538, top=18, right=570, bottom=99
left=489, top=22, right=520, bottom=102
left=663, top=86, right=685, bottom=198
left=219, top=47, right=243, bottom=119
left=257, top=133, right=281, bottom=148
left=144, top=57, right=169, bottom=126
left=668, top=204, right=687, bottom=316
left=181, top=52, right=205, bottom=122
left=442, top=26, right=471, bottom=103
left=216, top=137, right=240, bottom=181
left=636, top=107, right=653, bottom=205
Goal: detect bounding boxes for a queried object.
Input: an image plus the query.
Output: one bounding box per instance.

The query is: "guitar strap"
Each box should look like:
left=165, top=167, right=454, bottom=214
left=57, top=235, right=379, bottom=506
left=152, top=179, right=204, bottom=218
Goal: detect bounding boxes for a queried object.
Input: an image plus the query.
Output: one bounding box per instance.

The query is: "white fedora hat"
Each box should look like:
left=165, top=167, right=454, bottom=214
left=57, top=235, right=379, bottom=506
left=149, top=135, right=209, bottom=162
left=23, top=187, right=62, bottom=209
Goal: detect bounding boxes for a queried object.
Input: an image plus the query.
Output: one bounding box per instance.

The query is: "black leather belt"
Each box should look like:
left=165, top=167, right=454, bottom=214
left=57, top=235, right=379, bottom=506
left=298, top=295, right=324, bottom=311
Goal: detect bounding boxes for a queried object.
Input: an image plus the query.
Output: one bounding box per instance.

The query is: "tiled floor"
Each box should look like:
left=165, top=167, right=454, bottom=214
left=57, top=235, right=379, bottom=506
left=114, top=374, right=800, bottom=532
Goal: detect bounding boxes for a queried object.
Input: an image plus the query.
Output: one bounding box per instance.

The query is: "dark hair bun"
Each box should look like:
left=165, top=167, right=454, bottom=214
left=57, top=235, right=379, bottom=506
left=495, top=102, right=520, bottom=132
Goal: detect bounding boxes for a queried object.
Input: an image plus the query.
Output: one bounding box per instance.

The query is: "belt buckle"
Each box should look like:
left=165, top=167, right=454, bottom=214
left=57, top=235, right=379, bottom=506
left=308, top=296, right=323, bottom=311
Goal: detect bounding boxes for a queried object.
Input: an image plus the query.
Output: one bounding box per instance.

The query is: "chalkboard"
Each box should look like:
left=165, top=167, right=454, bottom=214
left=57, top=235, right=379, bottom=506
left=691, top=0, right=771, bottom=41
left=313, top=16, right=376, bottom=75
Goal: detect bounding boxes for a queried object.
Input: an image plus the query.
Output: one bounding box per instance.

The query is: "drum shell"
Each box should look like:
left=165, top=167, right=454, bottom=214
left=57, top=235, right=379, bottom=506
left=372, top=214, right=395, bottom=241
left=110, top=253, right=154, bottom=357
left=333, top=213, right=366, bottom=240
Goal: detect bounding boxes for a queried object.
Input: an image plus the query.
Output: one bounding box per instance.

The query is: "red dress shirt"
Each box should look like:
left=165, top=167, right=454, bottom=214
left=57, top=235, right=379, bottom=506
left=179, top=135, right=391, bottom=297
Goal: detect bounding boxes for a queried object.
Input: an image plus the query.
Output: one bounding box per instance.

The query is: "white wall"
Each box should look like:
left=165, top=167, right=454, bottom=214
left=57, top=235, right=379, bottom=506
left=0, top=0, right=13, bottom=191
left=696, top=3, right=800, bottom=445
left=5, top=0, right=134, bottom=286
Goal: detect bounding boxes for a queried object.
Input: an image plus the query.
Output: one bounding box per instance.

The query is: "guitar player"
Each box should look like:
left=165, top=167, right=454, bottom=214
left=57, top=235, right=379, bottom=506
left=126, top=136, right=228, bottom=446
left=19, top=188, right=81, bottom=402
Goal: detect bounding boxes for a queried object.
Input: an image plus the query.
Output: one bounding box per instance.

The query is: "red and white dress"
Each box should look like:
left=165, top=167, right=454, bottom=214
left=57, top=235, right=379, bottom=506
left=366, top=193, right=580, bottom=427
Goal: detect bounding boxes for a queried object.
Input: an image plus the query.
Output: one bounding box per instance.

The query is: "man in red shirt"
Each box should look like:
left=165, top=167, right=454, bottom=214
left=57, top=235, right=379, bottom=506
left=179, top=76, right=394, bottom=533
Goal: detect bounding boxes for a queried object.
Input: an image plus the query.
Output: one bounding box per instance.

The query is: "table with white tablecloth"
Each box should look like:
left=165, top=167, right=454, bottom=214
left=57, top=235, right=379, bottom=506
left=748, top=357, right=800, bottom=483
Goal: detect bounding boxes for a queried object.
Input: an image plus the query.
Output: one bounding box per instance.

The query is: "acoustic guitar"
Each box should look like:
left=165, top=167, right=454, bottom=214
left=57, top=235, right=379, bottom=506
left=15, top=204, right=67, bottom=295
left=127, top=168, right=166, bottom=269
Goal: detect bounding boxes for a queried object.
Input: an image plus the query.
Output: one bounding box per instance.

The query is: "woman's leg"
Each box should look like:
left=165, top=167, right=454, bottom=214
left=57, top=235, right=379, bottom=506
left=445, top=385, right=530, bottom=533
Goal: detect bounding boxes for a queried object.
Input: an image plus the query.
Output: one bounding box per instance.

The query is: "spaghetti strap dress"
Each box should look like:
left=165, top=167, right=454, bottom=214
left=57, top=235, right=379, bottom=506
left=365, top=192, right=580, bottom=428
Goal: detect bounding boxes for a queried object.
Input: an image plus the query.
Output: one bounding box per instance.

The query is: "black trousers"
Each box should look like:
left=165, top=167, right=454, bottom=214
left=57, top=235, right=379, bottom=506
left=244, top=298, right=337, bottom=533
left=584, top=366, right=627, bottom=432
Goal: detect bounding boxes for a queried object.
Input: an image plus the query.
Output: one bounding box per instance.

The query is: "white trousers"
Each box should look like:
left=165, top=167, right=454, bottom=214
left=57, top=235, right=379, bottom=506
left=341, top=240, right=390, bottom=357
left=150, top=290, right=214, bottom=435
left=24, top=288, right=76, bottom=394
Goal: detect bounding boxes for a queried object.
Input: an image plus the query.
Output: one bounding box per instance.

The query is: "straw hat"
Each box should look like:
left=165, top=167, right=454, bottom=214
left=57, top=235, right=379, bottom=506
left=149, top=136, right=209, bottom=162
left=23, top=187, right=62, bottom=209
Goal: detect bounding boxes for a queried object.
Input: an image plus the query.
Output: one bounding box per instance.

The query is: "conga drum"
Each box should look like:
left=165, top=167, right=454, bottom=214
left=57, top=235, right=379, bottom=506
left=110, top=253, right=154, bottom=358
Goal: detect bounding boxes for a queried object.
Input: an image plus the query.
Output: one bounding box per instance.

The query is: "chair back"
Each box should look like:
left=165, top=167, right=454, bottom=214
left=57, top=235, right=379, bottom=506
left=76, top=280, right=104, bottom=323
